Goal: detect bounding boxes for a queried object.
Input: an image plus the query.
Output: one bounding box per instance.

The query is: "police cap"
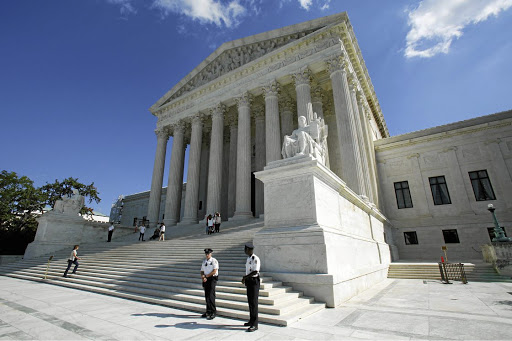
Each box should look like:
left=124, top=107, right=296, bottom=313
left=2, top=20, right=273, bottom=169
left=244, top=242, right=254, bottom=249
left=204, top=248, right=213, bottom=254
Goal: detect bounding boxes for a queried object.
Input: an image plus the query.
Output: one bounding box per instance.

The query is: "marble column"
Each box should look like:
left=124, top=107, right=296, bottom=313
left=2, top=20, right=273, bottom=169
left=324, top=98, right=343, bottom=178
left=280, top=96, right=294, bottom=140
left=205, top=104, right=225, bottom=218
left=348, top=78, right=371, bottom=200
left=293, top=67, right=313, bottom=124
left=221, top=133, right=230, bottom=219
left=254, top=106, right=266, bottom=217
left=198, top=130, right=210, bottom=219
left=233, top=92, right=253, bottom=219
left=263, top=80, right=281, bottom=164
left=147, top=128, right=169, bottom=227
left=311, top=86, right=329, bottom=168
left=180, top=114, right=203, bottom=224
left=311, top=85, right=325, bottom=119
left=358, top=96, right=380, bottom=207
left=228, top=116, right=238, bottom=218
left=163, top=123, right=186, bottom=226
left=327, top=55, right=365, bottom=196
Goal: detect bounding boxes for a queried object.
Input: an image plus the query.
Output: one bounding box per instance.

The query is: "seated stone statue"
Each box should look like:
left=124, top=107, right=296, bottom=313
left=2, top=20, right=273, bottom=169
left=281, top=105, right=328, bottom=165
left=53, top=189, right=85, bottom=215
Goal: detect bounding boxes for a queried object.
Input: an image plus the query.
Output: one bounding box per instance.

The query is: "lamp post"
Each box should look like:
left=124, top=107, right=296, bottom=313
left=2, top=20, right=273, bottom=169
left=487, top=204, right=512, bottom=242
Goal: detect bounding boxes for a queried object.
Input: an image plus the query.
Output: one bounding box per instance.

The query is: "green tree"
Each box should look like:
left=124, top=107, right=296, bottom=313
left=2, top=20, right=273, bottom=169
left=0, top=171, right=101, bottom=255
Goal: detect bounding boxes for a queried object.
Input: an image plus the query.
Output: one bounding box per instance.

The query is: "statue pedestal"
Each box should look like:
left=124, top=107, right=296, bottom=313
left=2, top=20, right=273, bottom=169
left=254, top=155, right=391, bottom=307
left=24, top=212, right=133, bottom=259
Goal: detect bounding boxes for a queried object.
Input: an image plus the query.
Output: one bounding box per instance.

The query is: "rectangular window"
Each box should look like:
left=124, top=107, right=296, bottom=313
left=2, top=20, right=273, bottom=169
left=442, top=229, right=460, bottom=243
left=469, top=170, right=496, bottom=201
left=487, top=227, right=508, bottom=241
left=394, top=181, right=413, bottom=209
left=404, top=231, right=418, bottom=245
left=429, top=176, right=452, bottom=205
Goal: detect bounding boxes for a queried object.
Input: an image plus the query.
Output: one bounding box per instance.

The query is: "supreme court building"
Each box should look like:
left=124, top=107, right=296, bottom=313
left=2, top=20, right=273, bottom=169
left=116, top=12, right=512, bottom=262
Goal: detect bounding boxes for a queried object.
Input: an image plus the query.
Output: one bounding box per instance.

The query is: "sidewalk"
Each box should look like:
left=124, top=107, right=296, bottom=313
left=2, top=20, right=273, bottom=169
left=1, top=276, right=512, bottom=340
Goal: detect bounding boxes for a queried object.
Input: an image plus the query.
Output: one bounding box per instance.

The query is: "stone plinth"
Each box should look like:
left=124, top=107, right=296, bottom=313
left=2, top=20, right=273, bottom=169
left=24, top=211, right=133, bottom=259
left=482, top=242, right=512, bottom=277
left=254, top=155, right=391, bottom=307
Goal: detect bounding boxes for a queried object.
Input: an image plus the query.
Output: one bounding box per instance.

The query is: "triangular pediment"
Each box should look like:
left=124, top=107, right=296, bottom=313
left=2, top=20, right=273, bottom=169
left=151, top=12, right=348, bottom=112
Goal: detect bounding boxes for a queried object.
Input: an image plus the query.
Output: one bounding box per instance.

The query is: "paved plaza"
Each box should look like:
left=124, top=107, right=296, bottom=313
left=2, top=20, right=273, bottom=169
left=1, top=276, right=512, bottom=340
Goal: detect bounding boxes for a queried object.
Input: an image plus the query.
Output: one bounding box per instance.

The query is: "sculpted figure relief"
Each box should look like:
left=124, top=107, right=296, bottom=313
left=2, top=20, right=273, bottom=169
left=281, top=103, right=328, bottom=165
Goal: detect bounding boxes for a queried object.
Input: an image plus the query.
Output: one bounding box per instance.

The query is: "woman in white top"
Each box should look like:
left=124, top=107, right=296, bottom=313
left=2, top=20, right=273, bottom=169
left=206, top=215, right=214, bottom=235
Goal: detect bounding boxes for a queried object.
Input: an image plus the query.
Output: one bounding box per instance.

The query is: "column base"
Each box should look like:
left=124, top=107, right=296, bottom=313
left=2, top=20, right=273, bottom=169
left=230, top=211, right=253, bottom=221
left=177, top=218, right=198, bottom=226
left=163, top=219, right=178, bottom=226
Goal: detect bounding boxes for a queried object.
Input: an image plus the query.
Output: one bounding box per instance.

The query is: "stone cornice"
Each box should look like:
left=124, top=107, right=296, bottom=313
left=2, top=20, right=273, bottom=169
left=375, top=110, right=512, bottom=152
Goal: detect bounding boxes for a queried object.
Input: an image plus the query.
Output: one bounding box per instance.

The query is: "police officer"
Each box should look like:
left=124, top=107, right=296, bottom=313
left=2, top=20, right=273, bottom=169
left=241, top=242, right=260, bottom=332
left=200, top=248, right=219, bottom=320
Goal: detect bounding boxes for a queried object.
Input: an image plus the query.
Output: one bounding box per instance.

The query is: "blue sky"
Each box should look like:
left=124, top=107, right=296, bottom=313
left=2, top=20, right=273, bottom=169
left=1, top=0, right=511, bottom=215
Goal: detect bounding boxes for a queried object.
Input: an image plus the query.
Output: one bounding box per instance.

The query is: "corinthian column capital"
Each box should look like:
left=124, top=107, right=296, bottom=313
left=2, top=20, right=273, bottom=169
left=155, top=128, right=169, bottom=140
left=191, top=113, right=204, bottom=126
left=236, top=92, right=253, bottom=109
left=210, top=103, right=226, bottom=119
left=262, top=79, right=280, bottom=98
left=292, top=67, right=311, bottom=86
left=326, top=54, right=348, bottom=75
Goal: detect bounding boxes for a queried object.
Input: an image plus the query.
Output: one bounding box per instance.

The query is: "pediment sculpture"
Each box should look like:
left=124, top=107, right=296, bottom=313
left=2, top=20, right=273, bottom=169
left=282, top=103, right=328, bottom=165
left=53, top=189, right=85, bottom=215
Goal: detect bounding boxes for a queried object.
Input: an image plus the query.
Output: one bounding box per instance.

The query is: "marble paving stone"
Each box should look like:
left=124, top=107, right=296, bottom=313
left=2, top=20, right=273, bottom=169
left=428, top=316, right=512, bottom=340
left=0, top=330, right=34, bottom=340
left=351, top=310, right=429, bottom=336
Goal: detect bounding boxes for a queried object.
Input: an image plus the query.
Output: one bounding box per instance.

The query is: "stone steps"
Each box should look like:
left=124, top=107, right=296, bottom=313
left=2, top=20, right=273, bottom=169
left=0, top=220, right=325, bottom=326
left=387, top=262, right=512, bottom=282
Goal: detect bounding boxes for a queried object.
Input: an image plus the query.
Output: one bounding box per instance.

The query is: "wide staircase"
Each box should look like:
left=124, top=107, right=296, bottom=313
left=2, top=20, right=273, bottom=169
left=388, top=262, right=512, bottom=282
left=0, top=219, right=325, bottom=326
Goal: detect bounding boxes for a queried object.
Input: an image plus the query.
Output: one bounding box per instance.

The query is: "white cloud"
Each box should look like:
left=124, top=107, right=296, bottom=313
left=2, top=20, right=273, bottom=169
left=299, top=0, right=312, bottom=10
left=106, top=0, right=137, bottom=15
left=405, top=0, right=512, bottom=58
left=152, top=0, right=247, bottom=27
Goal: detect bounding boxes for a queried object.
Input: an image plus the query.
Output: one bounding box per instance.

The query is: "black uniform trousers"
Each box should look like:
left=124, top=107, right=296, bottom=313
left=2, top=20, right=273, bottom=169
left=64, top=259, right=79, bottom=276
left=245, top=276, right=260, bottom=327
left=108, top=230, right=113, bottom=242
left=139, top=232, right=144, bottom=241
left=203, top=276, right=218, bottom=315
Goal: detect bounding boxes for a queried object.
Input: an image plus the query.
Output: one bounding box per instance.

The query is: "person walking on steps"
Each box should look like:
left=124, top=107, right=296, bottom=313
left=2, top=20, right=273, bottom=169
left=214, top=212, right=221, bottom=233
left=159, top=223, right=166, bottom=241
left=138, top=224, right=145, bottom=241
left=242, top=242, right=260, bottom=332
left=206, top=214, right=214, bottom=235
left=107, top=223, right=115, bottom=242
left=63, top=245, right=81, bottom=277
left=200, top=248, right=219, bottom=320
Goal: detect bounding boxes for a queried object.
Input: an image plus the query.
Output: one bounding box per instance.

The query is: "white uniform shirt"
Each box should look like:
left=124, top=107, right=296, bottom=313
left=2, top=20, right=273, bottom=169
left=201, top=257, right=219, bottom=277
left=245, top=254, right=260, bottom=276
left=108, top=225, right=114, bottom=231
left=69, top=249, right=77, bottom=261
left=139, top=225, right=145, bottom=233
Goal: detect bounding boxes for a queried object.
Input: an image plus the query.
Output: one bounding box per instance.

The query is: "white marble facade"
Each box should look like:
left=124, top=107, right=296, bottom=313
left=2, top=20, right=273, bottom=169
left=144, top=12, right=387, bottom=227
left=116, top=12, right=512, bottom=263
